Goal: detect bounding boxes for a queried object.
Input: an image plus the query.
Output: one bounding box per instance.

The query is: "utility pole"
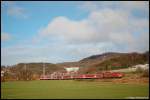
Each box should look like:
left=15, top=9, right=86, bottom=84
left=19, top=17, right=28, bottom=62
left=24, top=64, right=27, bottom=71
left=109, top=65, right=111, bottom=71
left=24, top=64, right=27, bottom=80
left=43, top=63, right=45, bottom=78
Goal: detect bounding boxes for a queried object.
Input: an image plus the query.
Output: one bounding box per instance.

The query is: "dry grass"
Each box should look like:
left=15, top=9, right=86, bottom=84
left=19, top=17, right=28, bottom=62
left=96, top=73, right=149, bottom=85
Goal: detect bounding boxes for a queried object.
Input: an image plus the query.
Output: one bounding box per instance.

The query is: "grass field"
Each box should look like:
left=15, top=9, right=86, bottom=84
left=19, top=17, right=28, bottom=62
left=1, top=80, right=149, bottom=99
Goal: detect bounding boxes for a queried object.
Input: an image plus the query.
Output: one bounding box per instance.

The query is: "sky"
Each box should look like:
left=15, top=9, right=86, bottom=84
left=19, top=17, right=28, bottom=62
left=1, top=1, right=149, bottom=66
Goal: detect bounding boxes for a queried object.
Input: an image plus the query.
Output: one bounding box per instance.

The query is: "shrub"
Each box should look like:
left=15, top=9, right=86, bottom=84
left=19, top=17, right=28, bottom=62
left=136, top=67, right=143, bottom=73
left=142, top=69, right=149, bottom=77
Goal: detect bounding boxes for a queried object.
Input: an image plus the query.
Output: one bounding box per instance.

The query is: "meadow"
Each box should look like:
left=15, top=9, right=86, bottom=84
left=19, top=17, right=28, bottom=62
left=1, top=80, right=149, bottom=99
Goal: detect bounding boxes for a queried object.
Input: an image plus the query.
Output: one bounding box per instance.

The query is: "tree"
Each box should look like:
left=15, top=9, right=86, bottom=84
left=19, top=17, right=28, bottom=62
left=17, top=69, right=33, bottom=81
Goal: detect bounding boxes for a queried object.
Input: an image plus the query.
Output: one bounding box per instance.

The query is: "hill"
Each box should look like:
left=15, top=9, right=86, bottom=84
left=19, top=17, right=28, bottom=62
left=2, top=63, right=64, bottom=81
left=1, top=51, right=149, bottom=80
left=79, top=51, right=149, bottom=73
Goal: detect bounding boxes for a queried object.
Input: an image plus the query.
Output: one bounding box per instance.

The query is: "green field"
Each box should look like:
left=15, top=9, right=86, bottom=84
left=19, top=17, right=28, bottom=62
left=1, top=80, right=149, bottom=99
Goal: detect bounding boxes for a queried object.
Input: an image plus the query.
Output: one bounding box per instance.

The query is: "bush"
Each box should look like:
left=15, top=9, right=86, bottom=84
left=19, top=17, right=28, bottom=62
left=136, top=67, right=143, bottom=73
left=142, top=69, right=149, bottom=77
left=135, top=66, right=149, bottom=77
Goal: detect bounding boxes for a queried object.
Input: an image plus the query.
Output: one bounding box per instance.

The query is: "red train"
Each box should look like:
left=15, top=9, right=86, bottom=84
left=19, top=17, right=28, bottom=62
left=40, top=71, right=124, bottom=80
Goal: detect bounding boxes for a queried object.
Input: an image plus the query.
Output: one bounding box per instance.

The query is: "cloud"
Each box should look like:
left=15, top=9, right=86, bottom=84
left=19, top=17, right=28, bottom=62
left=39, top=16, right=96, bottom=44
left=1, top=32, right=12, bottom=42
left=1, top=1, right=149, bottom=65
left=2, top=1, right=28, bottom=18
left=1, top=42, right=116, bottom=65
left=38, top=8, right=148, bottom=52
left=120, top=1, right=149, bottom=11
left=7, top=6, right=28, bottom=18
left=79, top=1, right=149, bottom=13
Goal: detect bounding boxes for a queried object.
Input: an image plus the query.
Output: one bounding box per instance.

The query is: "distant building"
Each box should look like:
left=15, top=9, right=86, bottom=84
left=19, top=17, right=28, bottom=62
left=64, top=67, right=79, bottom=73
left=1, top=71, right=4, bottom=77
left=40, top=66, right=80, bottom=80
left=132, top=64, right=149, bottom=71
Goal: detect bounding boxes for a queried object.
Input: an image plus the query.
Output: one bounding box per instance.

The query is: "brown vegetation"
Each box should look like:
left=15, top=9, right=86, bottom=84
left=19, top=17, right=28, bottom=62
left=1, top=51, right=149, bottom=81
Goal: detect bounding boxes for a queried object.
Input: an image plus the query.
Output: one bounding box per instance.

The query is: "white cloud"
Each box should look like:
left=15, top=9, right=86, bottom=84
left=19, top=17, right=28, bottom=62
left=38, top=8, right=148, bottom=52
left=79, top=1, right=149, bottom=13
left=1, top=32, right=11, bottom=41
left=7, top=6, right=28, bottom=18
left=2, top=1, right=28, bottom=18
left=31, top=7, right=148, bottom=66
left=1, top=1, right=149, bottom=65
left=120, top=1, right=149, bottom=11
left=1, top=42, right=116, bottom=65
left=39, top=16, right=95, bottom=44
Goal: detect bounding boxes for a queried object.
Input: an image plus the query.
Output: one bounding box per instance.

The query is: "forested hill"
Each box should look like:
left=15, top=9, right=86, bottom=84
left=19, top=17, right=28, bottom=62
left=1, top=51, right=149, bottom=80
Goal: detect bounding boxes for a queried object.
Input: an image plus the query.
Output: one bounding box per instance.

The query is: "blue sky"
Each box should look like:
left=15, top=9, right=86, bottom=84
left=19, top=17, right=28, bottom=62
left=1, top=1, right=149, bottom=66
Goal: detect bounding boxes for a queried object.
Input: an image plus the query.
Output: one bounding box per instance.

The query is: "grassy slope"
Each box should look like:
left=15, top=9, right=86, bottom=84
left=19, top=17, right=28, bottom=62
left=1, top=80, right=149, bottom=99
